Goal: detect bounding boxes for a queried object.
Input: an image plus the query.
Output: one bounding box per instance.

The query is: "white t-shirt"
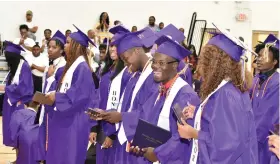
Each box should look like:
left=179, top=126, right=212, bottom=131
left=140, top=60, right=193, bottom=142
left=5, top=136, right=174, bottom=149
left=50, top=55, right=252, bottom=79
left=31, top=54, right=49, bottom=77
left=13, top=38, right=36, bottom=66
left=24, top=21, right=35, bottom=29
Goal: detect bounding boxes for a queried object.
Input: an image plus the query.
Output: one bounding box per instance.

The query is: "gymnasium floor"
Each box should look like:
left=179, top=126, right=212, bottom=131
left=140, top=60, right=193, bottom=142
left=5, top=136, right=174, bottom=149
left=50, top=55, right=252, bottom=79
left=0, top=117, right=16, bottom=164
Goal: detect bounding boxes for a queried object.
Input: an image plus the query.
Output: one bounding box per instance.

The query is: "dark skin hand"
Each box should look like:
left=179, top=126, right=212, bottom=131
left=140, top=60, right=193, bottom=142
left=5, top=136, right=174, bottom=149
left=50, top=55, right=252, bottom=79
left=100, top=111, right=122, bottom=123
left=129, top=146, right=158, bottom=162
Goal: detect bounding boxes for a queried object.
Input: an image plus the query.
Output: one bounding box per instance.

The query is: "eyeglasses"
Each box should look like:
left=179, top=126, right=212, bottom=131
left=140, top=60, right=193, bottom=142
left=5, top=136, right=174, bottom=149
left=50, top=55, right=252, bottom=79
left=151, top=60, right=178, bottom=67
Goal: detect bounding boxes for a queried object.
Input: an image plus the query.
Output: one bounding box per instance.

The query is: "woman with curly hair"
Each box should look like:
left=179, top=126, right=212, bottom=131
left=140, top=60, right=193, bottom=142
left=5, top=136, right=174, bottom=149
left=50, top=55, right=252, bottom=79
left=177, top=26, right=258, bottom=164
left=95, top=12, right=112, bottom=43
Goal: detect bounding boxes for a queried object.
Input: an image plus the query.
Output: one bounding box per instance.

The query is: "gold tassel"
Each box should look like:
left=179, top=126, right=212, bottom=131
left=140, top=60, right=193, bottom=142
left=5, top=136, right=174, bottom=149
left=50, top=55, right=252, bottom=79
left=263, top=40, right=277, bottom=62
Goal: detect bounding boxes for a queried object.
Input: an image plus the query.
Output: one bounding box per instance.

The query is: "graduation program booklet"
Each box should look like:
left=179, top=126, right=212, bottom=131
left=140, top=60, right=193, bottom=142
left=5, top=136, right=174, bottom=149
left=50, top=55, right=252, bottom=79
left=32, top=91, right=54, bottom=106
left=131, top=119, right=172, bottom=149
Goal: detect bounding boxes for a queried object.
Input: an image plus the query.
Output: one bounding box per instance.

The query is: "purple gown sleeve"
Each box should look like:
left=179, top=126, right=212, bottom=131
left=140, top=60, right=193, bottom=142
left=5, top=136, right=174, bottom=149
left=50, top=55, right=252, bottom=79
left=10, top=110, right=24, bottom=148
left=5, top=62, right=34, bottom=104
left=198, top=87, right=248, bottom=163
left=55, top=63, right=96, bottom=116
left=154, top=86, right=200, bottom=163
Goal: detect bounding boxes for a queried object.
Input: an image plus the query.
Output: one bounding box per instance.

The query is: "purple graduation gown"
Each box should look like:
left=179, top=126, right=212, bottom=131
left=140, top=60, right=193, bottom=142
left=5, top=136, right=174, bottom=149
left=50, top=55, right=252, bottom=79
left=10, top=108, right=38, bottom=164
left=2, top=61, right=34, bottom=147
left=270, top=155, right=279, bottom=164
left=35, top=67, right=64, bottom=161
left=121, top=79, right=200, bottom=164
left=46, top=62, right=96, bottom=164
left=251, top=72, right=279, bottom=164
left=195, top=82, right=258, bottom=164
left=177, top=61, right=193, bottom=86
left=96, top=68, right=131, bottom=164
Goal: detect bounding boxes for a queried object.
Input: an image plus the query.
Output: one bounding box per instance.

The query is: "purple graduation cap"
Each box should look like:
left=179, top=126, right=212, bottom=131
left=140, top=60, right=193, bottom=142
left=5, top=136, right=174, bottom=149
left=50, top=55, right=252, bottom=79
left=109, top=25, right=130, bottom=35
left=4, top=41, right=25, bottom=55
left=263, top=34, right=279, bottom=50
left=207, top=23, right=256, bottom=62
left=69, top=24, right=96, bottom=47
left=114, top=30, right=145, bottom=55
left=137, top=27, right=157, bottom=48
left=51, top=30, right=66, bottom=45
left=109, top=25, right=130, bottom=46
left=156, top=24, right=185, bottom=43
left=155, top=35, right=191, bottom=61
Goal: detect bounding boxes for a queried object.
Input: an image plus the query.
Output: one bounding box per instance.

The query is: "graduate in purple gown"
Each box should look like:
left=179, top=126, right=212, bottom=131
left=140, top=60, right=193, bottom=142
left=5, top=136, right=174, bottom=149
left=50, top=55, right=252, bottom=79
left=10, top=101, right=40, bottom=164
left=35, top=30, right=66, bottom=162
left=251, top=34, right=279, bottom=164
left=45, top=25, right=97, bottom=164
left=1, top=41, right=34, bottom=148
left=177, top=24, right=258, bottom=164
left=127, top=35, right=200, bottom=163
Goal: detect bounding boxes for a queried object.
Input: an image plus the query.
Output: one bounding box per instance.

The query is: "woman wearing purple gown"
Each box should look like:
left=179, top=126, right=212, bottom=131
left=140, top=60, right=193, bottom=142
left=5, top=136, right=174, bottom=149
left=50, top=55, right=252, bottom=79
left=177, top=25, right=258, bottom=164
left=45, top=25, right=97, bottom=164
left=1, top=41, right=34, bottom=149
left=10, top=101, right=40, bottom=164
left=251, top=34, right=279, bottom=164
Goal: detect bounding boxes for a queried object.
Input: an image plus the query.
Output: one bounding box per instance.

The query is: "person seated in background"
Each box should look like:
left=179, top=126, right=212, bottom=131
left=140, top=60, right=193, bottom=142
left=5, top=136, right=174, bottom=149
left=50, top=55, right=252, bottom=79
left=30, top=44, right=49, bottom=93
left=13, top=24, right=36, bottom=62
left=24, top=10, right=38, bottom=41
left=40, top=29, right=52, bottom=54
left=65, top=29, right=72, bottom=38
left=10, top=101, right=40, bottom=164
left=147, top=16, right=159, bottom=32
left=131, top=26, right=137, bottom=32
left=114, top=20, right=121, bottom=26
left=179, top=27, right=185, bottom=33
left=159, top=22, right=164, bottom=30
left=88, top=29, right=100, bottom=64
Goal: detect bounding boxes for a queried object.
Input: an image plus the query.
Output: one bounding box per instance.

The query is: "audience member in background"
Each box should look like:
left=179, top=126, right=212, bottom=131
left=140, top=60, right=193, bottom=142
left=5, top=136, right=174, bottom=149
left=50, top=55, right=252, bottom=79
left=114, top=20, right=121, bottom=26
left=88, top=29, right=100, bottom=70
left=147, top=16, right=159, bottom=32
left=179, top=28, right=185, bottom=33
left=13, top=24, right=36, bottom=65
left=65, top=29, right=72, bottom=38
left=10, top=101, right=40, bottom=164
left=30, top=44, right=49, bottom=93
left=95, top=12, right=112, bottom=43
left=159, top=22, right=164, bottom=30
left=24, top=10, right=38, bottom=41
left=40, top=29, right=52, bottom=54
left=131, top=26, right=137, bottom=32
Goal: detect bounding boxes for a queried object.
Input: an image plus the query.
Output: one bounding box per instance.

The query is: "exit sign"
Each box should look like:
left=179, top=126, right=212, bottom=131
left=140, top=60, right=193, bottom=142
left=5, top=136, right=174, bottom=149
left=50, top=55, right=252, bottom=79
left=236, top=13, right=247, bottom=21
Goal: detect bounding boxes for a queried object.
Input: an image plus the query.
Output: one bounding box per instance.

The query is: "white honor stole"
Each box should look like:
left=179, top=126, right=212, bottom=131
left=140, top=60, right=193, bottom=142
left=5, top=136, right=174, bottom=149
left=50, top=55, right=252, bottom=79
left=157, top=77, right=187, bottom=131
left=189, top=79, right=229, bottom=164
left=106, top=66, right=127, bottom=110
left=116, top=62, right=153, bottom=133
left=7, top=59, right=24, bottom=106
left=52, top=56, right=85, bottom=111
left=39, top=57, right=66, bottom=125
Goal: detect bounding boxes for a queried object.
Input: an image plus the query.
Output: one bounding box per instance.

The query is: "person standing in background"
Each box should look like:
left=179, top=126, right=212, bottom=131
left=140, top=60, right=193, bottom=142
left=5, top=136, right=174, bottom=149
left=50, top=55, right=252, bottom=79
left=87, top=29, right=100, bottom=72
left=131, top=26, right=137, bottom=32
left=147, top=16, right=159, bottom=32
left=40, top=29, right=52, bottom=54
left=159, top=22, right=164, bottom=30
left=95, top=12, right=112, bottom=43
left=24, top=10, right=38, bottom=41
left=65, top=29, right=71, bottom=38
left=30, top=44, right=49, bottom=93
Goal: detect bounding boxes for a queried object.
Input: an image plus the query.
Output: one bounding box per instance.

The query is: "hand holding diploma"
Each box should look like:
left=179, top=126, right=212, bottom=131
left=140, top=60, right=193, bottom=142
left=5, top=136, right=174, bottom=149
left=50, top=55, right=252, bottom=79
left=86, top=108, right=104, bottom=120
left=177, top=118, right=198, bottom=139
left=100, top=111, right=122, bottom=123
left=129, top=146, right=158, bottom=162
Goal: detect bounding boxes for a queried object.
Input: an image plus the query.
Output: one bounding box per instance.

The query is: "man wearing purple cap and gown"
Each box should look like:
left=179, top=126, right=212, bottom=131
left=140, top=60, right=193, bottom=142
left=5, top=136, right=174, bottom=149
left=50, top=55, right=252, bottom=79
left=126, top=35, right=200, bottom=163
left=89, top=25, right=131, bottom=164
left=10, top=101, right=40, bottom=164
left=35, top=30, right=67, bottom=163
left=251, top=34, right=279, bottom=164
left=44, top=25, right=98, bottom=164
left=177, top=24, right=258, bottom=164
left=1, top=41, right=34, bottom=148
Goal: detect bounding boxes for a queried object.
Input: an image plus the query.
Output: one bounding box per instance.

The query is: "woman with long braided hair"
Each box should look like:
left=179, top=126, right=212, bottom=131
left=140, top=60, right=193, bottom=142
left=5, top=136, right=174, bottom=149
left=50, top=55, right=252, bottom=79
left=45, top=25, right=98, bottom=164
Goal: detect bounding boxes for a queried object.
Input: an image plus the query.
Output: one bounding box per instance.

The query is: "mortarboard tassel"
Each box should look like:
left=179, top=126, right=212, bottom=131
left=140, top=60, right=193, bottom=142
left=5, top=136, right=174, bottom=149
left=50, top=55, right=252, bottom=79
left=263, top=40, right=277, bottom=62
left=240, top=55, right=248, bottom=85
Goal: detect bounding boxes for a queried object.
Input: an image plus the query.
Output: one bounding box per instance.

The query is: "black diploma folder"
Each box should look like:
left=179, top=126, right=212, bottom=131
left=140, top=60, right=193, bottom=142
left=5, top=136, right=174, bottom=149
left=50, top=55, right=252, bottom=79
left=131, top=119, right=171, bottom=148
left=32, top=91, right=54, bottom=106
